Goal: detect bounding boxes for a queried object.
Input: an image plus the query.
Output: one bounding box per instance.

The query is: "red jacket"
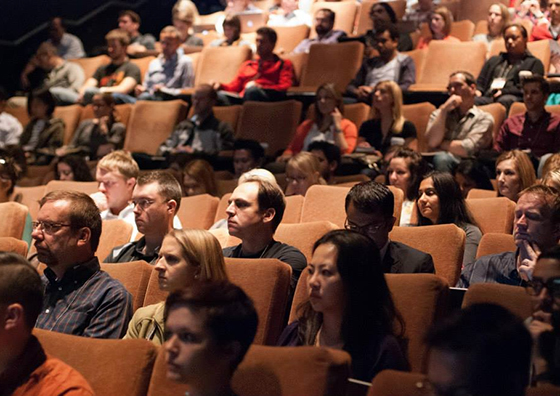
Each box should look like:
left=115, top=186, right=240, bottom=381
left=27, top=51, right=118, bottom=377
left=220, top=56, right=294, bottom=95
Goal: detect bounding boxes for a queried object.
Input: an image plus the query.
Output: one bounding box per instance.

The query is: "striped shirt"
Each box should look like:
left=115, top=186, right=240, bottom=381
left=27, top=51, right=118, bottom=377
left=36, top=257, right=133, bottom=339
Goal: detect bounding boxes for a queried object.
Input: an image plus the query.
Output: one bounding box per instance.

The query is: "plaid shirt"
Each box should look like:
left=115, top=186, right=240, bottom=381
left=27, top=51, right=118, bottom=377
left=36, top=257, right=133, bottom=339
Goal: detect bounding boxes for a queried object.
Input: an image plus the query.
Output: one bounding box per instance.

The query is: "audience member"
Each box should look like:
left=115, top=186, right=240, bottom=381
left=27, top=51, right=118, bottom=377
left=426, top=71, right=494, bottom=172
left=33, top=190, right=133, bottom=337
left=416, top=6, right=460, bottom=49
left=531, top=0, right=560, bottom=41
left=473, top=3, right=511, bottom=49
left=78, top=29, right=142, bottom=105
left=233, top=139, right=265, bottom=178
left=172, top=0, right=200, bottom=25
left=459, top=184, right=560, bottom=287
left=223, top=0, right=262, bottom=16
left=347, top=25, right=415, bottom=102
left=541, top=152, right=560, bottom=179
left=280, top=83, right=358, bottom=160
left=172, top=5, right=204, bottom=49
left=105, top=170, right=182, bottom=264
left=214, top=27, right=293, bottom=103
left=386, top=147, right=429, bottom=226
left=19, top=89, right=64, bottom=165
left=164, top=281, right=258, bottom=393
left=417, top=171, right=482, bottom=267
left=118, top=10, right=156, bottom=56
left=157, top=85, right=234, bottom=156
left=364, top=3, right=412, bottom=52
left=308, top=141, right=340, bottom=185
left=278, top=230, right=407, bottom=381
left=46, top=17, right=85, bottom=60
left=475, top=23, right=545, bottom=110
left=345, top=181, right=435, bottom=273
left=267, top=0, right=311, bottom=27
left=425, top=304, right=532, bottom=396
left=182, top=159, right=217, bottom=197
left=513, top=0, right=547, bottom=25
left=403, top=0, right=434, bottom=30
left=292, top=9, right=347, bottom=54
left=125, top=229, right=228, bottom=344
left=55, top=155, right=94, bottom=182
left=0, top=156, right=22, bottom=203
left=357, top=81, right=417, bottom=156
left=0, top=88, right=23, bottom=149
left=285, top=151, right=325, bottom=196
left=224, top=178, right=307, bottom=290
left=58, top=93, right=126, bottom=159
left=453, top=158, right=494, bottom=198
left=542, top=168, right=560, bottom=191
left=209, top=15, right=252, bottom=47
left=0, top=253, right=95, bottom=395
left=496, top=150, right=536, bottom=201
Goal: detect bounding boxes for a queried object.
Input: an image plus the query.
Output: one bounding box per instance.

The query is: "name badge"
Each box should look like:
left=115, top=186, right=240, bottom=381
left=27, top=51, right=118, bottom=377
left=490, top=78, right=506, bottom=90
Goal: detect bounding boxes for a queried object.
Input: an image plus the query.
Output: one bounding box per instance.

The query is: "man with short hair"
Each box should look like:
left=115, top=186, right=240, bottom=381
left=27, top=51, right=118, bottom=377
left=0, top=252, right=95, bottom=394
left=47, top=17, right=85, bottom=60
left=33, top=190, right=133, bottom=338
left=105, top=170, right=182, bottom=264
left=458, top=184, right=560, bottom=287
left=293, top=8, right=347, bottom=54
left=135, top=26, right=195, bottom=101
left=345, top=181, right=435, bottom=274
left=426, top=70, right=494, bottom=172
left=233, top=139, right=265, bottom=178
left=0, top=87, right=23, bottom=149
left=78, top=29, right=142, bottom=104
left=308, top=141, right=340, bottom=185
left=531, top=0, right=560, bottom=41
left=224, top=178, right=307, bottom=290
left=118, top=10, right=156, bottom=56
left=425, top=304, right=532, bottom=396
left=158, top=84, right=234, bottom=156
left=347, top=23, right=416, bottom=102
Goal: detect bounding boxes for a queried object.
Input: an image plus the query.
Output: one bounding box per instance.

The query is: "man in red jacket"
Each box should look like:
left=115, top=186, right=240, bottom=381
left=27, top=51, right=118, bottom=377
left=213, top=26, right=293, bottom=104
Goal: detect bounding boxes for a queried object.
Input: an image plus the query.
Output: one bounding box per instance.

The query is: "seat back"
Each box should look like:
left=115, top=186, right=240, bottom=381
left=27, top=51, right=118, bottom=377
left=489, top=39, right=551, bottom=71
left=13, top=185, right=46, bottom=219
left=478, top=102, right=507, bottom=142
left=45, top=180, right=99, bottom=195
left=189, top=105, right=242, bottom=132
left=450, top=19, right=475, bottom=41
left=466, top=197, right=515, bottom=234
left=143, top=268, right=168, bottom=307
left=147, top=345, right=351, bottom=396
left=69, top=55, right=111, bottom=79
left=97, top=219, right=134, bottom=262
left=53, top=104, right=83, bottom=144
left=466, top=188, right=498, bottom=199
left=475, top=232, right=516, bottom=259
left=526, top=385, right=560, bottom=396
left=79, top=103, right=134, bottom=127
left=177, top=194, right=220, bottom=230
left=310, top=1, right=359, bottom=36
left=390, top=224, right=466, bottom=286
left=458, top=0, right=505, bottom=23
left=368, top=370, right=429, bottom=396
left=0, top=202, right=30, bottom=239
left=403, top=48, right=427, bottom=82
left=462, top=283, right=532, bottom=319
left=402, top=102, right=436, bottom=152
left=130, top=56, right=156, bottom=83
left=236, top=100, right=302, bottom=156
left=124, top=100, right=188, bottom=155
left=194, top=46, right=253, bottom=86
left=283, top=51, right=308, bottom=86
left=509, top=103, right=560, bottom=118
left=389, top=185, right=404, bottom=225
left=275, top=221, right=339, bottom=262
left=101, top=260, right=152, bottom=312
left=0, top=236, right=28, bottom=256
left=4, top=106, right=30, bottom=127
left=274, top=25, right=310, bottom=53
left=301, top=185, right=351, bottom=227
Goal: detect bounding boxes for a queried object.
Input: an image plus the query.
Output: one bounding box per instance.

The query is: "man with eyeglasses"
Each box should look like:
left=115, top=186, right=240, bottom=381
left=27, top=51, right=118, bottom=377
left=104, top=170, right=182, bottom=264
left=345, top=181, right=434, bottom=274
left=32, top=190, right=132, bottom=338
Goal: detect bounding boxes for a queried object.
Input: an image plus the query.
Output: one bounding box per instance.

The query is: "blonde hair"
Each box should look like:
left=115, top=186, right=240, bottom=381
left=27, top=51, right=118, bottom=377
left=541, top=169, right=560, bottom=192
left=160, top=25, right=182, bottom=40
left=370, top=81, right=406, bottom=134
left=496, top=150, right=536, bottom=193
left=166, top=229, right=228, bottom=282
left=287, top=152, right=326, bottom=186
left=97, top=150, right=139, bottom=180
left=239, top=168, right=278, bottom=186
left=105, top=29, right=130, bottom=46
left=489, top=3, right=510, bottom=36
left=541, top=153, right=560, bottom=177
left=183, top=159, right=217, bottom=196
left=172, top=0, right=200, bottom=23
left=313, top=83, right=344, bottom=129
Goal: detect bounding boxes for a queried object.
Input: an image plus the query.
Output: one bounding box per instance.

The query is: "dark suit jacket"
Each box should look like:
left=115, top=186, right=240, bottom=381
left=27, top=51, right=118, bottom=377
left=383, top=241, right=435, bottom=274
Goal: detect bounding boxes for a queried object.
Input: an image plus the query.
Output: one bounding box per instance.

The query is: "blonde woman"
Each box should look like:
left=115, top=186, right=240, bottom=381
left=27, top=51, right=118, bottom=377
left=416, top=6, right=460, bottom=49
left=285, top=152, right=326, bottom=196
left=357, top=81, right=416, bottom=158
left=124, top=229, right=228, bottom=345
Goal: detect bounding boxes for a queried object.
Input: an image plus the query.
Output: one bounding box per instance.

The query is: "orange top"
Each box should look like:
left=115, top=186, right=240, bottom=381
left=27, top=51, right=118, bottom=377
left=416, top=35, right=461, bottom=50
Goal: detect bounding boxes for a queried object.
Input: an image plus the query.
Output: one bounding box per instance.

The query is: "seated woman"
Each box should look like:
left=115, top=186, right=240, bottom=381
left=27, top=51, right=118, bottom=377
left=285, top=152, right=325, bottom=196
left=183, top=159, right=217, bottom=196
left=57, top=93, right=125, bottom=160
left=19, top=89, right=64, bottom=165
left=55, top=155, right=94, bottom=182
left=209, top=15, right=253, bottom=47
left=416, top=171, right=482, bottom=267
left=124, top=229, right=228, bottom=344
left=453, top=159, right=494, bottom=198
left=495, top=150, right=536, bottom=202
left=473, top=3, right=510, bottom=49
left=280, top=83, right=357, bottom=161
left=358, top=81, right=417, bottom=159
left=416, top=6, right=460, bottom=49
left=386, top=147, right=429, bottom=226
left=278, top=230, right=408, bottom=382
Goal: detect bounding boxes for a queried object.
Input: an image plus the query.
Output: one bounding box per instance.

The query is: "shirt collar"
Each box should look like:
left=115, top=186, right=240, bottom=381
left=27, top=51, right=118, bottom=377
left=44, top=256, right=99, bottom=287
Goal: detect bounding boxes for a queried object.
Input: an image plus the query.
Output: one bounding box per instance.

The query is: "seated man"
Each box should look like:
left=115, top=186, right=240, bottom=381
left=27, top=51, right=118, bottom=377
left=33, top=190, right=133, bottom=338
left=233, top=139, right=265, bottom=178
left=425, top=304, right=532, bottom=396
left=213, top=27, right=293, bottom=103
left=426, top=71, right=494, bottom=172
left=308, top=140, right=340, bottom=185
left=105, top=170, right=182, bottom=264
left=135, top=26, right=195, bottom=101
left=78, top=29, right=141, bottom=105
left=157, top=84, right=234, bottom=156
left=495, top=75, right=560, bottom=165
left=345, top=181, right=435, bottom=273
left=267, top=0, right=311, bottom=27
left=224, top=178, right=307, bottom=291
left=164, top=281, right=257, bottom=393
left=0, top=252, right=94, bottom=395
left=47, top=17, right=85, bottom=60
left=0, top=87, right=23, bottom=149
left=530, top=0, right=560, bottom=41
left=475, top=23, right=545, bottom=110
left=293, top=8, right=347, bottom=54
left=459, top=185, right=560, bottom=287
left=346, top=23, right=415, bottom=103
left=403, top=0, right=434, bottom=30
left=118, top=10, right=156, bottom=57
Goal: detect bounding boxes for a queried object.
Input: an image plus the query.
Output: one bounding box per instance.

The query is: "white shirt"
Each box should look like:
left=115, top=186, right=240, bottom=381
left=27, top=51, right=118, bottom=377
left=0, top=112, right=23, bottom=149
left=267, top=10, right=312, bottom=27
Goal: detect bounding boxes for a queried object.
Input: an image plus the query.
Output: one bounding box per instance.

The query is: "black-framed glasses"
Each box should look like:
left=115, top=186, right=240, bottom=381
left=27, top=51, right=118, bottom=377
left=344, top=218, right=385, bottom=234
left=526, top=277, right=560, bottom=300
left=32, top=220, right=72, bottom=234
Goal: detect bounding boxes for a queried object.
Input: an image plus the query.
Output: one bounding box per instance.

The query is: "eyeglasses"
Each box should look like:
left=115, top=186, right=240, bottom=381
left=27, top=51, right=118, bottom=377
left=526, top=277, right=560, bottom=300
left=32, top=220, right=72, bottom=234
left=132, top=198, right=157, bottom=211
left=344, top=218, right=385, bottom=234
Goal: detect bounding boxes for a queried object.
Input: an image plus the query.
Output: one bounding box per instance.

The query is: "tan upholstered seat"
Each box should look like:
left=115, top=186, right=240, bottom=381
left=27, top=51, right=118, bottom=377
left=466, top=197, right=515, bottom=234
left=0, top=202, right=30, bottom=239
left=79, top=103, right=133, bottom=127
left=462, top=283, right=532, bottom=319
left=275, top=221, right=339, bottom=262
left=403, top=49, right=427, bottom=83
left=130, top=56, right=156, bottom=83
left=283, top=52, right=308, bottom=86
left=274, top=25, right=310, bottom=53
left=301, top=185, right=351, bottom=228
left=0, top=236, right=29, bottom=256
left=478, top=102, right=506, bottom=142
left=195, top=105, right=242, bottom=132
left=368, top=370, right=430, bottom=396
left=466, top=188, right=498, bottom=199
left=53, top=104, right=83, bottom=144
left=450, top=19, right=475, bottom=41
left=459, top=0, right=502, bottom=23
left=4, top=106, right=30, bottom=127
left=195, top=46, right=253, bottom=86
left=310, top=1, right=359, bottom=36
left=13, top=185, right=46, bottom=220
left=388, top=185, right=404, bottom=225
left=333, top=174, right=371, bottom=186
left=402, top=102, right=436, bottom=152
left=97, top=219, right=134, bottom=262
left=526, top=385, right=560, bottom=396
left=45, top=180, right=99, bottom=195
left=69, top=55, right=111, bottom=80
left=101, top=260, right=152, bottom=312
left=177, top=194, right=220, bottom=230
left=475, top=233, right=516, bottom=259
left=509, top=103, right=560, bottom=118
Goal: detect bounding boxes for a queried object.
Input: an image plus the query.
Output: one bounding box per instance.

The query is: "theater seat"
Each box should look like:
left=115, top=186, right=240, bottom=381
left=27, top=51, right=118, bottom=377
left=275, top=221, right=338, bottom=262
left=462, top=283, right=532, bottom=320
left=177, top=194, right=219, bottom=230
left=310, top=1, right=359, bottom=37
left=475, top=233, right=516, bottom=259
left=101, top=260, right=152, bottom=312
left=300, top=185, right=351, bottom=228
left=274, top=25, right=310, bottom=54
left=4, top=106, right=30, bottom=127
left=478, top=102, right=506, bottom=142
left=45, top=180, right=99, bottom=195
left=466, top=197, right=515, bottom=234
left=97, top=219, right=134, bottom=262
left=187, top=105, right=242, bottom=132
left=403, top=49, right=427, bottom=83
left=13, top=185, right=46, bottom=219
left=79, top=103, right=133, bottom=127
left=0, top=236, right=28, bottom=256
left=195, top=46, right=253, bottom=87
left=53, top=104, right=83, bottom=144
left=402, top=102, right=436, bottom=152
left=466, top=188, right=498, bottom=199
left=69, top=55, right=110, bottom=80
left=214, top=193, right=304, bottom=224
left=509, top=103, right=560, bottom=118
left=130, top=56, right=156, bottom=83
left=450, top=20, right=475, bottom=41
left=489, top=39, right=550, bottom=71
left=0, top=202, right=30, bottom=239
left=368, top=369, right=429, bottom=396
